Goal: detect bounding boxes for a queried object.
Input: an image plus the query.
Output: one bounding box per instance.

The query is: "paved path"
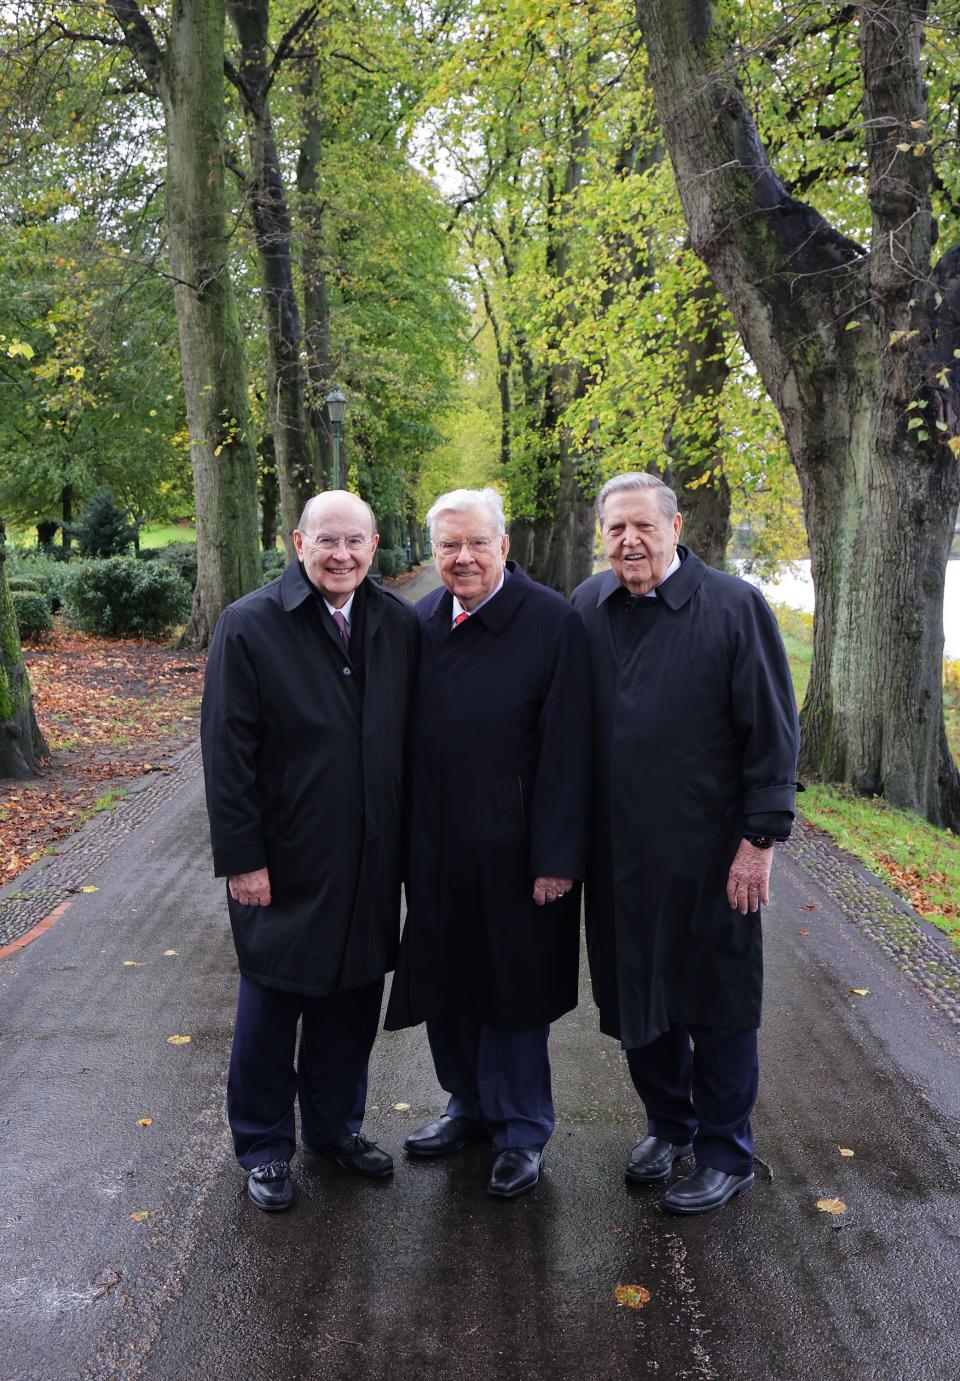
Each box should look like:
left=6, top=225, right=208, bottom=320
left=1, top=576, right=959, bottom=1380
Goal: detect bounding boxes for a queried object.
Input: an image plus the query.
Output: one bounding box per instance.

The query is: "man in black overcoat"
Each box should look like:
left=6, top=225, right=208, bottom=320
left=570, top=473, right=799, bottom=1216
left=385, top=487, right=591, bottom=1198
left=201, top=491, right=418, bottom=1211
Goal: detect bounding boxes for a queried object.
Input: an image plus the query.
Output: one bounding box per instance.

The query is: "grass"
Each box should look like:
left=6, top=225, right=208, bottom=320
left=139, top=523, right=195, bottom=547
left=771, top=603, right=960, bottom=948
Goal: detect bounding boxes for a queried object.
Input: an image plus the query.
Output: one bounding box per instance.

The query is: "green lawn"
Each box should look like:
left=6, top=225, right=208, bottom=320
left=139, top=523, right=196, bottom=547
left=771, top=603, right=960, bottom=949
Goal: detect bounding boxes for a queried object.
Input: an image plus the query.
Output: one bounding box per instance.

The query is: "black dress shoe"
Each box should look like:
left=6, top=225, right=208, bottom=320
left=487, top=1148, right=543, bottom=1198
left=247, top=1159, right=294, bottom=1212
left=303, top=1133, right=393, bottom=1178
left=625, top=1136, right=694, bottom=1184
left=404, top=1114, right=486, bottom=1158
left=660, top=1165, right=754, bottom=1215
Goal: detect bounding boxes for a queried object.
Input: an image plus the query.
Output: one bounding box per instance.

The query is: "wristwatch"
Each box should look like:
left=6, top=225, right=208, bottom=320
left=744, top=834, right=776, bottom=849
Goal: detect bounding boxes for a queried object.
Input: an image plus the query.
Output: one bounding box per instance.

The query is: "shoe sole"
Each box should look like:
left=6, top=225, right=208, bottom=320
left=659, top=1174, right=754, bottom=1216
left=248, top=1192, right=294, bottom=1212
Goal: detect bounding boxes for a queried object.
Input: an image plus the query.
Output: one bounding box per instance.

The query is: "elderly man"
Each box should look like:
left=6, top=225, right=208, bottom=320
left=386, top=488, right=591, bottom=1198
left=201, top=491, right=418, bottom=1211
left=570, top=473, right=799, bottom=1216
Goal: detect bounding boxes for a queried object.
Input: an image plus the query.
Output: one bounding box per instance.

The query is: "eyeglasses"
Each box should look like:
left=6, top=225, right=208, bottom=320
left=434, top=537, right=496, bottom=556
left=300, top=533, right=371, bottom=553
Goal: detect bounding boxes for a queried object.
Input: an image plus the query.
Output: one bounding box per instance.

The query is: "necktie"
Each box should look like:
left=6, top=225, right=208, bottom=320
left=453, top=612, right=469, bottom=627
left=332, top=609, right=350, bottom=649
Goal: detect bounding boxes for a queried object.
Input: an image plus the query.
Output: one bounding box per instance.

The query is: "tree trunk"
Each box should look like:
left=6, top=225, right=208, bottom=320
left=227, top=0, right=317, bottom=561
left=0, top=518, right=47, bottom=778
left=61, top=483, right=73, bottom=550
left=109, top=0, right=261, bottom=648
left=297, top=58, right=336, bottom=489
left=641, top=0, right=960, bottom=827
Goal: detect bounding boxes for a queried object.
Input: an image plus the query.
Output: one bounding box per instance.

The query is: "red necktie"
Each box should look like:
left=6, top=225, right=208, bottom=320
left=333, top=609, right=350, bottom=649
left=453, top=612, right=469, bottom=627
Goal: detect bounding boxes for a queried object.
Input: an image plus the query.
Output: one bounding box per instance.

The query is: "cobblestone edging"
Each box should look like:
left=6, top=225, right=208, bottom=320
left=784, top=822, right=960, bottom=1028
left=0, top=740, right=203, bottom=950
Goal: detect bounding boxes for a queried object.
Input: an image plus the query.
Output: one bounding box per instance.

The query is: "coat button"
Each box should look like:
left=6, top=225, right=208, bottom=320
left=342, top=666, right=352, bottom=676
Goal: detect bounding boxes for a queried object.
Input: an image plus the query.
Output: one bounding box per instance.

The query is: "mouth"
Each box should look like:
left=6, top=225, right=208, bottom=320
left=623, top=554, right=649, bottom=563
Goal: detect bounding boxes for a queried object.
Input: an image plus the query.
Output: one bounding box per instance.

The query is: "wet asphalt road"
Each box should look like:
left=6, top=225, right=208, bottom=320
left=1, top=570, right=958, bottom=1380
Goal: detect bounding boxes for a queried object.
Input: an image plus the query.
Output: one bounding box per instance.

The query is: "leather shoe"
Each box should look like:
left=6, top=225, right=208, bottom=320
left=660, top=1164, right=754, bottom=1215
left=625, top=1136, right=693, bottom=1184
left=247, top=1158, right=294, bottom=1212
left=487, top=1147, right=543, bottom=1198
left=404, top=1114, right=486, bottom=1158
left=303, top=1132, right=393, bottom=1178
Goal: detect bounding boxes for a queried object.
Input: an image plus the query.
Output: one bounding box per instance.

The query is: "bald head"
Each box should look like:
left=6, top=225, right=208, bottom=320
left=293, top=490, right=380, bottom=608
left=298, top=490, right=377, bottom=538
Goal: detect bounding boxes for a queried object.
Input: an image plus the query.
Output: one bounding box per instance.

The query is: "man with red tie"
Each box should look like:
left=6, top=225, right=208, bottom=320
left=386, top=488, right=592, bottom=1198
left=202, top=491, right=418, bottom=1211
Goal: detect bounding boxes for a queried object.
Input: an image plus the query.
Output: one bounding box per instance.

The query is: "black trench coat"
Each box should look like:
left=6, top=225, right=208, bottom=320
left=570, top=548, right=799, bottom=1049
left=201, top=562, right=418, bottom=997
left=385, top=562, right=592, bottom=1031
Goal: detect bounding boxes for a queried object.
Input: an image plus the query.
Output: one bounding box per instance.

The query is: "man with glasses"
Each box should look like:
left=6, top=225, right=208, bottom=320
left=385, top=487, right=591, bottom=1199
left=202, top=490, right=418, bottom=1211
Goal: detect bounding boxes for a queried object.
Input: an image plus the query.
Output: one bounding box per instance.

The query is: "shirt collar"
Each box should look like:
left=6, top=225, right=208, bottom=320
left=644, top=549, right=682, bottom=596
left=323, top=589, right=356, bottom=625
left=451, top=570, right=506, bottom=626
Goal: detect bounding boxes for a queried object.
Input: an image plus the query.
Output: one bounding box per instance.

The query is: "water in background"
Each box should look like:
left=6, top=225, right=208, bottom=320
left=739, top=560, right=960, bottom=661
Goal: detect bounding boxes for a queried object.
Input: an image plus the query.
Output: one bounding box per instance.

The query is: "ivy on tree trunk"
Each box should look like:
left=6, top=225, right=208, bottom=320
left=0, top=518, right=47, bottom=779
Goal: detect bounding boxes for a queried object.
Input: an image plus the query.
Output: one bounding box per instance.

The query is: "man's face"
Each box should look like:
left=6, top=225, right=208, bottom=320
left=601, top=488, right=683, bottom=597
left=432, top=504, right=508, bottom=611
left=294, top=495, right=378, bottom=608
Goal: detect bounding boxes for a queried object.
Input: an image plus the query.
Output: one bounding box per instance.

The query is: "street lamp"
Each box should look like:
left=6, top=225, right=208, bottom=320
left=324, top=386, right=347, bottom=488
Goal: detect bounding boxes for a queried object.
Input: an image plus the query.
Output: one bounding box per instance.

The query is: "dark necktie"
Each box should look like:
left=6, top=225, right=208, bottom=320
left=333, top=609, right=350, bottom=649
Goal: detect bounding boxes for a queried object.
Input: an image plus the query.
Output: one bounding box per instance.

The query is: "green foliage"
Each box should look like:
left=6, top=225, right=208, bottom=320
left=75, top=491, right=138, bottom=558
left=376, top=548, right=409, bottom=578
left=11, top=590, right=52, bottom=640
left=157, top=543, right=198, bottom=591
left=62, top=558, right=191, bottom=639
left=4, top=551, right=74, bottom=613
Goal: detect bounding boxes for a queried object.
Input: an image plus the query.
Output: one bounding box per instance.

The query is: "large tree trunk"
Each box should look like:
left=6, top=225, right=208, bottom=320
left=109, top=0, right=261, bottom=648
left=641, top=0, right=960, bottom=827
left=0, top=519, right=47, bottom=778
left=297, top=58, right=336, bottom=489
left=227, top=0, right=317, bottom=560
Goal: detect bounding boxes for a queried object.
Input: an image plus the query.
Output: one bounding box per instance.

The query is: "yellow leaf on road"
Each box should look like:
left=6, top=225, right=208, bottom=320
left=137, top=1118, right=153, bottom=1128
left=849, top=988, right=870, bottom=997
left=166, top=1034, right=191, bottom=1046
left=615, top=1284, right=651, bottom=1309
left=81, top=886, right=98, bottom=893
left=838, top=1147, right=854, bottom=1157
left=392, top=1102, right=410, bottom=1111
left=129, top=1211, right=151, bottom=1222
left=122, top=961, right=145, bottom=967
left=163, top=949, right=178, bottom=957
left=817, top=1198, right=846, bottom=1215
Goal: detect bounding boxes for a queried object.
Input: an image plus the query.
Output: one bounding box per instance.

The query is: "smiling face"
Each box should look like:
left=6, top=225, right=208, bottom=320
left=432, top=503, right=509, bottom=611
left=293, top=492, right=378, bottom=608
left=601, top=488, right=682, bottom=596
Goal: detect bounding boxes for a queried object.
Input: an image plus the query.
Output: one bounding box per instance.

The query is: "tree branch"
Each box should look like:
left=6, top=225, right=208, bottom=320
left=267, top=5, right=320, bottom=93
left=105, top=0, right=164, bottom=96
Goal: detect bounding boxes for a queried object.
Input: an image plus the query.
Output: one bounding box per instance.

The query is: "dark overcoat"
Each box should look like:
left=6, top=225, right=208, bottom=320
left=570, top=548, right=799, bottom=1050
left=385, top=562, right=592, bottom=1031
left=201, top=562, right=418, bottom=997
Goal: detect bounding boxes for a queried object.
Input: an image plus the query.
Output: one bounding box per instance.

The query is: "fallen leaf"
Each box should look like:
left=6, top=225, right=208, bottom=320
left=81, top=885, right=99, bottom=893
left=137, top=1117, right=153, bottom=1128
left=799, top=929, right=810, bottom=936
left=615, top=1283, right=651, bottom=1309
left=122, top=960, right=145, bottom=967
left=166, top=1034, right=191, bottom=1045
left=849, top=988, right=870, bottom=997
left=838, top=1147, right=854, bottom=1157
left=816, top=1198, right=846, bottom=1215
left=129, top=1210, right=151, bottom=1222
left=392, top=1101, right=410, bottom=1111
left=801, top=903, right=817, bottom=911
left=163, top=949, right=178, bottom=957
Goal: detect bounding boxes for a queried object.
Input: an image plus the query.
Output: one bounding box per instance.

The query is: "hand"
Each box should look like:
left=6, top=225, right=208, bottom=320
left=229, top=867, right=272, bottom=907
left=533, top=876, right=574, bottom=907
left=726, top=840, right=773, bottom=915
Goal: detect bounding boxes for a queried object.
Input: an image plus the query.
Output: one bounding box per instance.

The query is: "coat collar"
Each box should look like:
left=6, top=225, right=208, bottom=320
left=280, top=558, right=383, bottom=639
left=426, top=560, right=532, bottom=635
left=594, top=546, right=707, bottom=612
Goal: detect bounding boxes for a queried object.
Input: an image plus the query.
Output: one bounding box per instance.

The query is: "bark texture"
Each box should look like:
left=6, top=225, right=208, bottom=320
left=641, top=0, right=960, bottom=827
left=0, top=519, right=47, bottom=779
left=109, top=0, right=261, bottom=648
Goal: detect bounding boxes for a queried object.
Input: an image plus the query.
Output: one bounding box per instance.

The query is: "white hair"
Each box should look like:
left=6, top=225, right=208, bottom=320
left=596, top=472, right=678, bottom=524
left=426, top=487, right=506, bottom=539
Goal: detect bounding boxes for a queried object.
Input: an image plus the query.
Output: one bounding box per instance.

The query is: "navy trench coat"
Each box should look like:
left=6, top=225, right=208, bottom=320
left=201, top=562, right=418, bottom=997
left=570, top=549, right=799, bottom=1049
left=385, top=562, right=592, bottom=1031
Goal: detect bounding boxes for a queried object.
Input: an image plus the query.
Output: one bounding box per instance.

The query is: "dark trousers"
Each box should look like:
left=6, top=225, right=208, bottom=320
left=626, top=1024, right=759, bottom=1176
left=426, top=1007, right=554, bottom=1151
left=227, top=975, right=383, bottom=1170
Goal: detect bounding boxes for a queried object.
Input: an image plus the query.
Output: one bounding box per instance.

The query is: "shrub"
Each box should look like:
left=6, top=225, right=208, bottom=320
left=62, top=558, right=192, bottom=638
left=76, top=490, right=138, bottom=557
left=158, top=541, right=198, bottom=590
left=261, top=547, right=285, bottom=575
left=136, top=547, right=162, bottom=562
left=5, top=553, right=75, bottom=611
left=12, top=590, right=53, bottom=640
left=8, top=577, right=39, bottom=592
left=377, top=549, right=398, bottom=578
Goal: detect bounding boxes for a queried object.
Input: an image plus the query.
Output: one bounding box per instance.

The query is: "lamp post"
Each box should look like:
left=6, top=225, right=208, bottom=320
left=324, top=386, right=347, bottom=488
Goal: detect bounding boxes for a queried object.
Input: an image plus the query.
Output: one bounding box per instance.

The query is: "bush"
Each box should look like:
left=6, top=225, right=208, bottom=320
left=12, top=590, right=53, bottom=640
left=8, top=577, right=39, bottom=592
left=137, top=547, right=163, bottom=562
left=5, top=553, right=75, bottom=612
left=158, top=541, right=198, bottom=590
left=377, top=547, right=409, bottom=578
left=62, top=558, right=192, bottom=638
left=261, top=547, right=284, bottom=575
left=76, top=490, right=138, bottom=557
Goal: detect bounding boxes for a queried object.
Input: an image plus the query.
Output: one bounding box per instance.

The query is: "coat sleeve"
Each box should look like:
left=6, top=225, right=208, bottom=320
left=200, top=606, right=267, bottom=878
left=529, top=603, right=593, bottom=879
left=730, top=589, right=800, bottom=832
